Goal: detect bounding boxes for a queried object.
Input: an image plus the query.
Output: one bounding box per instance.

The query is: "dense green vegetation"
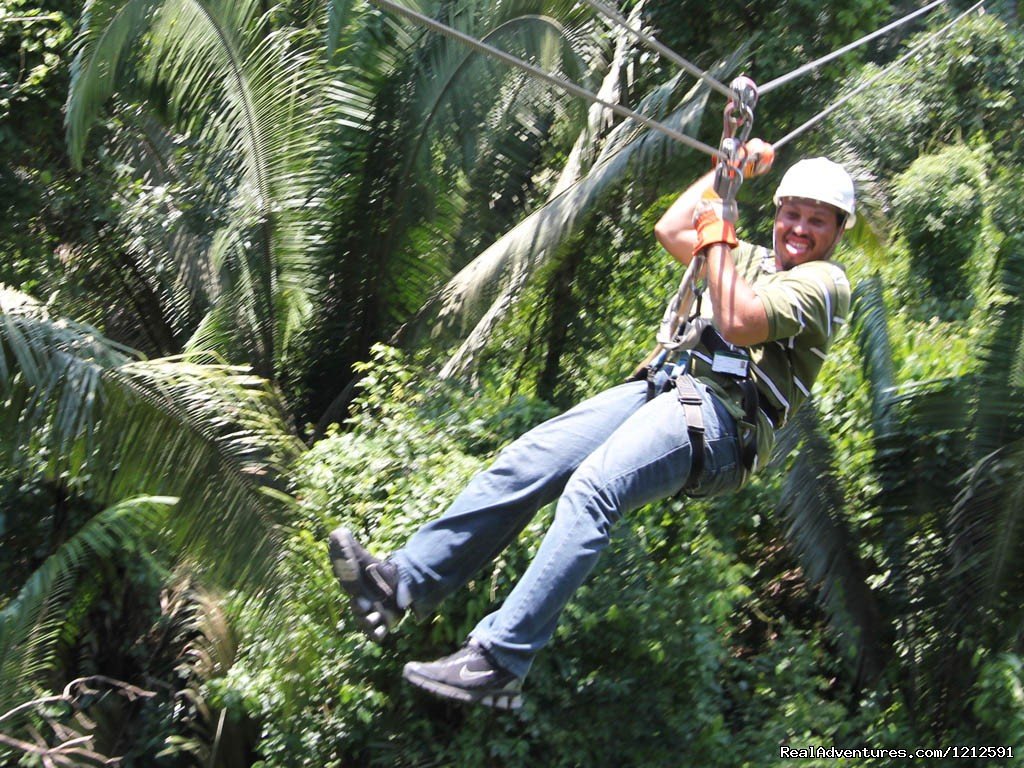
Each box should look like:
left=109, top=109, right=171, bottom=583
left=1, top=0, right=1022, bottom=764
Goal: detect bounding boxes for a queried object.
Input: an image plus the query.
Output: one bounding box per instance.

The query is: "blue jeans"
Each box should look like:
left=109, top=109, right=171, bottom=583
left=390, top=373, right=744, bottom=678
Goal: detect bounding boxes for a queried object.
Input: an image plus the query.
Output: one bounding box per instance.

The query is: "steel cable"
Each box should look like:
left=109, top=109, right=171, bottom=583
left=366, top=0, right=984, bottom=166
left=772, top=1, right=984, bottom=149
left=367, top=0, right=726, bottom=159
left=580, top=0, right=735, bottom=99
left=760, top=0, right=950, bottom=94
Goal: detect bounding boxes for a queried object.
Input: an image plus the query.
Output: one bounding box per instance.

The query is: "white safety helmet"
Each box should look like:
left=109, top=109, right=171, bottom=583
left=773, top=158, right=856, bottom=229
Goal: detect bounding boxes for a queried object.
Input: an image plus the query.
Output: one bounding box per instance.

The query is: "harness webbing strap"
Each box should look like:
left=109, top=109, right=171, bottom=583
left=737, top=378, right=761, bottom=472
left=675, top=376, right=705, bottom=490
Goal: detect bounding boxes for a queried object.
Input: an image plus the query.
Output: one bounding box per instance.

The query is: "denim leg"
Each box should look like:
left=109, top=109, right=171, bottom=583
left=470, top=377, right=742, bottom=678
left=392, top=380, right=652, bottom=614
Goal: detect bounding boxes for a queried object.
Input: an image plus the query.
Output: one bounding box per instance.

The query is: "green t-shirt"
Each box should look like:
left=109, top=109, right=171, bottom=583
left=689, top=241, right=851, bottom=471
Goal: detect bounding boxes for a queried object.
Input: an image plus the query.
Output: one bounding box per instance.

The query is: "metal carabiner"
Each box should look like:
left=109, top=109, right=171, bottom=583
left=723, top=76, right=759, bottom=141
left=714, top=76, right=759, bottom=203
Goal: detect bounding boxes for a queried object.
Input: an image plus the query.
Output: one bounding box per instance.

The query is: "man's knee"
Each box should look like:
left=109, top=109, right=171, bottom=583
left=557, top=470, right=622, bottom=543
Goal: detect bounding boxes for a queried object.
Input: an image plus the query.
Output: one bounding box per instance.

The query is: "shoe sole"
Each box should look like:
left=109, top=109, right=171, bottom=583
left=403, top=664, right=523, bottom=710
left=328, top=527, right=367, bottom=586
left=328, top=527, right=399, bottom=643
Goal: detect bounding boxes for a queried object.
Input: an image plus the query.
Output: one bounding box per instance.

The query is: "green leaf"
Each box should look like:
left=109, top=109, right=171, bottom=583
left=0, top=287, right=303, bottom=588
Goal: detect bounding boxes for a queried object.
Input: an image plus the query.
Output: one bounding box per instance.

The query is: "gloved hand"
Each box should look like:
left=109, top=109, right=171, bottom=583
left=692, top=187, right=738, bottom=254
left=739, top=138, right=775, bottom=178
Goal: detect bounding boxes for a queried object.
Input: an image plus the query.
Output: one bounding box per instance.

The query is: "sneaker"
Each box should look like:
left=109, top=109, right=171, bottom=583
left=403, top=640, right=523, bottom=710
left=328, top=526, right=404, bottom=642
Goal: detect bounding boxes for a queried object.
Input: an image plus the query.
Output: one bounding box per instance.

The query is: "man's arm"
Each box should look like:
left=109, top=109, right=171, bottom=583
left=653, top=170, right=714, bottom=265
left=703, top=243, right=769, bottom=347
left=654, top=175, right=770, bottom=347
left=654, top=140, right=774, bottom=267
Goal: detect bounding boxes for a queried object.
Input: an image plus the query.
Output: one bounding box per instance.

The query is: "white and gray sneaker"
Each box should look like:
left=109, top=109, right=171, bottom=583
left=403, top=640, right=523, bottom=710
left=328, top=526, right=404, bottom=643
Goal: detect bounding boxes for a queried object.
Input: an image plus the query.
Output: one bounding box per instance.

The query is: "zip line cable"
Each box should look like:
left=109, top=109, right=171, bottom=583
left=369, top=0, right=983, bottom=165
left=367, top=0, right=726, bottom=160
left=580, top=0, right=735, bottom=99
left=772, top=1, right=984, bottom=149
left=760, top=0, right=951, bottom=94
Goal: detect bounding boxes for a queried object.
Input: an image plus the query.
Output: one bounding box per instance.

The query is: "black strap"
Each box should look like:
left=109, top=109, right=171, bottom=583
left=699, top=323, right=732, bottom=355
left=737, top=379, right=761, bottom=472
left=675, top=376, right=705, bottom=489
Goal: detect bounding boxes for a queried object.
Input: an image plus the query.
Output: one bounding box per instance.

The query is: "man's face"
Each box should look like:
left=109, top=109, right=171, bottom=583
left=773, top=198, right=843, bottom=270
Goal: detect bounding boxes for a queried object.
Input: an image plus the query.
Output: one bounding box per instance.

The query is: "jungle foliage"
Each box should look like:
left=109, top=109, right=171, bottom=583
left=1, top=0, right=1023, bottom=765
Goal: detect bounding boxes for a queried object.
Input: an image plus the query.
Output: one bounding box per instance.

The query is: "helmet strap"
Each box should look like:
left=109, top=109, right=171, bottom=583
left=823, top=225, right=846, bottom=260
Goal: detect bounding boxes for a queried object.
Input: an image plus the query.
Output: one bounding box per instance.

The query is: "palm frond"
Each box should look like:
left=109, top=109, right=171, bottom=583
left=307, top=0, right=606, bottom=425
left=326, top=0, right=360, bottom=58
left=865, top=376, right=970, bottom=662
left=0, top=495, right=173, bottom=716
left=973, top=235, right=1024, bottom=456
left=775, top=403, right=888, bottom=685
left=398, top=4, right=587, bottom=190
left=415, top=50, right=740, bottom=379
left=946, top=237, right=1024, bottom=640
left=67, top=0, right=329, bottom=376
left=549, top=2, right=636, bottom=196
left=146, top=3, right=326, bottom=373
left=65, top=0, right=164, bottom=165
left=89, top=102, right=220, bottom=352
left=848, top=273, right=945, bottom=618
left=851, top=275, right=897, bottom=434
left=361, top=0, right=597, bottom=326
left=0, top=288, right=303, bottom=587
left=948, top=442, right=1024, bottom=633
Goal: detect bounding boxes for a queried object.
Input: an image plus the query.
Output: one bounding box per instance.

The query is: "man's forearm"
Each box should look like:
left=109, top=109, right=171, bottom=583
left=656, top=164, right=770, bottom=346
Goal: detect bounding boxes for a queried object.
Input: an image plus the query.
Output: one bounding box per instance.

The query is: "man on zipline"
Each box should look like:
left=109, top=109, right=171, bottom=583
left=329, top=148, right=854, bottom=710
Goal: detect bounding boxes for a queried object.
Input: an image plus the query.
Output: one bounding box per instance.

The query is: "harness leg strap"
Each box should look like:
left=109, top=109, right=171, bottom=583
left=675, top=377, right=705, bottom=489
left=737, top=379, right=761, bottom=474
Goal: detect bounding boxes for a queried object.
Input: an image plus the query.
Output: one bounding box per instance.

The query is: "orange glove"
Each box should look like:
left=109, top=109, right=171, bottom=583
left=692, top=187, right=738, bottom=254
left=739, top=138, right=775, bottom=178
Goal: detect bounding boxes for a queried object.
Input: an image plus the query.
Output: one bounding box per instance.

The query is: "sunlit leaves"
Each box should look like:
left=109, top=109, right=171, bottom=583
left=0, top=287, right=302, bottom=584
left=67, top=0, right=332, bottom=376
